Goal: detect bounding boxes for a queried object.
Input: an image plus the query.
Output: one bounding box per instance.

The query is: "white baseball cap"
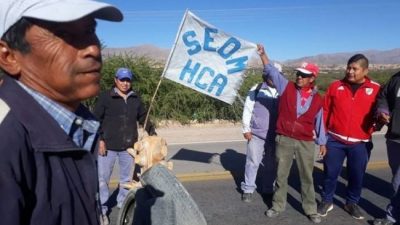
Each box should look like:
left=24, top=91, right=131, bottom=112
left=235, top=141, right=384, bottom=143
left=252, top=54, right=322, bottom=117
left=273, top=62, right=283, bottom=73
left=0, top=0, right=123, bottom=38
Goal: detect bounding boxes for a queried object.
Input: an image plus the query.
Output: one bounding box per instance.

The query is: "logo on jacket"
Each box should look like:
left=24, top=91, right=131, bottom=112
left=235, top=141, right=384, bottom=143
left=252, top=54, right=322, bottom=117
left=365, top=88, right=373, bottom=95
left=397, top=88, right=400, bottom=97
left=337, top=86, right=344, bottom=90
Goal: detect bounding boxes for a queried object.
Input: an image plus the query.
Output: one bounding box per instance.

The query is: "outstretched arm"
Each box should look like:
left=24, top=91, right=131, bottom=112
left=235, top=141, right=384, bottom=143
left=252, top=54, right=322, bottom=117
left=257, top=44, right=288, bottom=94
left=257, top=44, right=270, bottom=65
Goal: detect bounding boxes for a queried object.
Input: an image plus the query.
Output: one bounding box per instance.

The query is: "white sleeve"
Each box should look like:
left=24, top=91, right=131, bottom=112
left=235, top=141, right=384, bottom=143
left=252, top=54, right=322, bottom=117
left=242, top=84, right=257, bottom=134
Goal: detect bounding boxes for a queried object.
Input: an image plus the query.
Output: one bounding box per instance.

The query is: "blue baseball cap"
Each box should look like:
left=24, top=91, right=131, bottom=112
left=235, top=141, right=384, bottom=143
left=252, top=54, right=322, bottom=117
left=115, top=68, right=133, bottom=80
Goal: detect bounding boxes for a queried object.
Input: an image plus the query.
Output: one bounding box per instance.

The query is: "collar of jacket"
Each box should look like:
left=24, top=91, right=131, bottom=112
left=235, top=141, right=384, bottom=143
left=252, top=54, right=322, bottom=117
left=110, top=87, right=136, bottom=98
left=0, top=76, right=86, bottom=153
left=341, top=76, right=375, bottom=88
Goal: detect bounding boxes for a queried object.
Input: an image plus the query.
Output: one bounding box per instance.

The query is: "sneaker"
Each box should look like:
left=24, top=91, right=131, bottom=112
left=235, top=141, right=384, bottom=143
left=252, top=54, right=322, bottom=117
left=373, top=218, right=395, bottom=225
left=241, top=193, right=253, bottom=203
left=344, top=203, right=364, bottom=220
left=317, top=201, right=333, bottom=217
left=265, top=208, right=280, bottom=218
left=308, top=214, right=322, bottom=224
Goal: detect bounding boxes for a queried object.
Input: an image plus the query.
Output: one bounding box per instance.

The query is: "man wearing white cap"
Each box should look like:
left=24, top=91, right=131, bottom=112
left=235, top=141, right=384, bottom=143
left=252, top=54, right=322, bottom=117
left=257, top=44, right=327, bottom=223
left=0, top=0, right=122, bottom=225
left=240, top=64, right=279, bottom=203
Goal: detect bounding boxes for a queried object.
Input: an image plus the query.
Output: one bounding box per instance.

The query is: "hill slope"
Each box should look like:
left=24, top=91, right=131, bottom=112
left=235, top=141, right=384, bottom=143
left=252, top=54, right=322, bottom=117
left=103, top=45, right=400, bottom=67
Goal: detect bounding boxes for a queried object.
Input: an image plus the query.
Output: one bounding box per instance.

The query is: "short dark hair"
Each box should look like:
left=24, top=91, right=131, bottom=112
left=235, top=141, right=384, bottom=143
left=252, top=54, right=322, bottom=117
left=1, top=18, right=33, bottom=54
left=347, top=54, right=369, bottom=69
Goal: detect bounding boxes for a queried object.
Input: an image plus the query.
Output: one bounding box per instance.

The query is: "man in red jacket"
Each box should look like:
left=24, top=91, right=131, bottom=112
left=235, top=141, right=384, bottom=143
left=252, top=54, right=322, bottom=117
left=318, top=54, right=380, bottom=220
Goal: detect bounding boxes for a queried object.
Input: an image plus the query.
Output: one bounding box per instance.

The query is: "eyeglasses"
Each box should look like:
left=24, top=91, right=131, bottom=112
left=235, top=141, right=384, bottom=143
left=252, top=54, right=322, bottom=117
left=295, top=71, right=313, bottom=78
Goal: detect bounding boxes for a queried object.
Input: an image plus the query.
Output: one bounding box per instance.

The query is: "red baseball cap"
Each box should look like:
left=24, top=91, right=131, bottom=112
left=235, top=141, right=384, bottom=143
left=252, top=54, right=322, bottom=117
left=295, top=62, right=319, bottom=77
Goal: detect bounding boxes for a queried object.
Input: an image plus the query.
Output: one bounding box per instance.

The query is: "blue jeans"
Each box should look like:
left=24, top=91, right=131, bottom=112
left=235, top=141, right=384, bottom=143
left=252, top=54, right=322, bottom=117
left=386, top=140, right=400, bottom=222
left=98, top=150, right=134, bottom=214
left=241, top=135, right=276, bottom=194
left=321, top=136, right=372, bottom=204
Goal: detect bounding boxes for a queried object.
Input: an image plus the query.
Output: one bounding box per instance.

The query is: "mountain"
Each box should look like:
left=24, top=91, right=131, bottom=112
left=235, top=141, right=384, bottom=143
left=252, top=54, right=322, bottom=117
left=102, top=45, right=400, bottom=67
left=284, top=48, right=400, bottom=66
left=102, top=44, right=170, bottom=62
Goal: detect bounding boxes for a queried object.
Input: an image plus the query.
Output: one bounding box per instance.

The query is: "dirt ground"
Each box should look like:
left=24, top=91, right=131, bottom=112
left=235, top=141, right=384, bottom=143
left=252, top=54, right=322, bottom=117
left=138, top=121, right=388, bottom=145
left=139, top=121, right=244, bottom=144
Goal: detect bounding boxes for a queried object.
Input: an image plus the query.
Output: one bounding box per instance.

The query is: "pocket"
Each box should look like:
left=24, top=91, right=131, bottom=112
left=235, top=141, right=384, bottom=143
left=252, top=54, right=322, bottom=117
left=275, top=135, right=281, bottom=144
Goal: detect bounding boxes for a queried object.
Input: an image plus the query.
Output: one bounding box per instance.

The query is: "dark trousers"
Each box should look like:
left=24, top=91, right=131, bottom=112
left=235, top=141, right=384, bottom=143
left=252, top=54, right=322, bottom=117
left=321, top=135, right=372, bottom=204
left=386, top=140, right=400, bottom=222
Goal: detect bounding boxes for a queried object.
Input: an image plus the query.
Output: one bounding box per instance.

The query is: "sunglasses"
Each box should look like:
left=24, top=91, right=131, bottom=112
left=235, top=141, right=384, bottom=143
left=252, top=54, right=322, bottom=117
left=296, top=71, right=313, bottom=78
left=117, top=78, right=131, bottom=82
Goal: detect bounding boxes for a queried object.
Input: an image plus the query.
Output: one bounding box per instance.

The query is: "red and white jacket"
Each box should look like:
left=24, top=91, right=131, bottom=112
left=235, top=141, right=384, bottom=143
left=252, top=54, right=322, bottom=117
left=324, top=77, right=380, bottom=143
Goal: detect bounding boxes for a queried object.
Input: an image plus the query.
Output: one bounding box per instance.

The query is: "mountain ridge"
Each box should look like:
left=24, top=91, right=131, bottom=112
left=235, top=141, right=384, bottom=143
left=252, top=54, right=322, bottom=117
left=102, top=45, right=400, bottom=67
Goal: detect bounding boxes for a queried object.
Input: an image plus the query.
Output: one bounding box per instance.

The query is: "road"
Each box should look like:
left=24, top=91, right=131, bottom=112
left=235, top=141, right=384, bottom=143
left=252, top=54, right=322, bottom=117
left=182, top=166, right=392, bottom=225
left=167, top=133, right=388, bottom=177
left=107, top=133, right=390, bottom=224
left=109, top=166, right=393, bottom=225
left=110, top=133, right=387, bottom=183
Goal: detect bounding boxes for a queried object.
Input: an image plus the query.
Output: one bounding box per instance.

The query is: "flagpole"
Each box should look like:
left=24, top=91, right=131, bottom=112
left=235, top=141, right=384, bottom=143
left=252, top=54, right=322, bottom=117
left=141, top=9, right=190, bottom=140
left=160, top=9, right=189, bottom=79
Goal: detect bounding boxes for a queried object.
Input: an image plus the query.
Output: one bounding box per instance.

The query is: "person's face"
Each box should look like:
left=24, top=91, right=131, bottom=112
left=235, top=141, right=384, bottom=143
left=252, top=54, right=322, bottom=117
left=345, top=61, right=368, bottom=84
left=114, top=78, right=132, bottom=94
left=295, top=72, right=315, bottom=88
left=6, top=16, right=101, bottom=111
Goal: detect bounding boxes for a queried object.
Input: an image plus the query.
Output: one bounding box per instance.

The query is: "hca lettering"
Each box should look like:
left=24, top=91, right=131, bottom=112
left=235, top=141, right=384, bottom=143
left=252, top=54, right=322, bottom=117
left=179, top=59, right=227, bottom=96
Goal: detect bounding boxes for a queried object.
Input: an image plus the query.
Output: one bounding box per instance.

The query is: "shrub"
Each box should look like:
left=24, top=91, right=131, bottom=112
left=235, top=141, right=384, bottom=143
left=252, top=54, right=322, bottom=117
left=87, top=55, right=398, bottom=125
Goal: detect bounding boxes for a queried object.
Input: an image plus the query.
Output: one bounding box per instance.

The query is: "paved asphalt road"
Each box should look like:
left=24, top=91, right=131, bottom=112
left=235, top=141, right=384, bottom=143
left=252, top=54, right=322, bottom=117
left=109, top=133, right=388, bottom=183
left=105, top=133, right=391, bottom=225
left=108, top=166, right=393, bottom=225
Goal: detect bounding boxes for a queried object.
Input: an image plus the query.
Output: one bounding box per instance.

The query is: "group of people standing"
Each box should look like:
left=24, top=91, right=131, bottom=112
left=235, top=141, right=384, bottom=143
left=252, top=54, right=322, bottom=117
left=240, top=44, right=400, bottom=224
left=0, top=0, right=399, bottom=224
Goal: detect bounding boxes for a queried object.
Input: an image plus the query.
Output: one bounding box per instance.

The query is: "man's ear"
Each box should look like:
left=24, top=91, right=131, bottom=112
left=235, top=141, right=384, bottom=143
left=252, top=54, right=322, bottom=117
left=363, top=68, right=369, bottom=77
left=0, top=41, right=21, bottom=77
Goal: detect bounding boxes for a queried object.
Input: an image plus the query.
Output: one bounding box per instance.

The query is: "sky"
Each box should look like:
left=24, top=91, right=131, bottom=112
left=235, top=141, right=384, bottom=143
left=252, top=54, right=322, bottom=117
left=97, top=0, right=400, bottom=61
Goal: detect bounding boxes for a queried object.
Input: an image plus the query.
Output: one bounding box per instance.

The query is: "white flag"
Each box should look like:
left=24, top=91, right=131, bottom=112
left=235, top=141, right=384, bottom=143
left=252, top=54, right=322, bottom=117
left=163, top=10, right=257, bottom=104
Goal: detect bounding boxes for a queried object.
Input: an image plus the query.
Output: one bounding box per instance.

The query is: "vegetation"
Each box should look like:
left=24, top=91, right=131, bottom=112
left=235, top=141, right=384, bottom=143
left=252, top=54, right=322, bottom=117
left=87, top=55, right=399, bottom=125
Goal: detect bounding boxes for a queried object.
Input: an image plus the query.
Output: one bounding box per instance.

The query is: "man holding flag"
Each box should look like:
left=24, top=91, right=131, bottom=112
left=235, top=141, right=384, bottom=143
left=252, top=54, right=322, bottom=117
left=258, top=44, right=326, bottom=224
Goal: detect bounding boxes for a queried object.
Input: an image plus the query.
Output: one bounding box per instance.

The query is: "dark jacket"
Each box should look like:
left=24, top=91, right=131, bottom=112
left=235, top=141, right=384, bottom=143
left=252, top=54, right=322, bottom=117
left=0, top=76, right=100, bottom=225
left=376, top=71, right=400, bottom=140
left=93, top=88, right=156, bottom=150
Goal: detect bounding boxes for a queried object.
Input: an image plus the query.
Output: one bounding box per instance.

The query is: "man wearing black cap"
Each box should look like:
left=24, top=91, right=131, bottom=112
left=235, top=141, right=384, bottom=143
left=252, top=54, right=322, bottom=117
left=0, top=0, right=122, bottom=224
left=93, top=67, right=157, bottom=220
